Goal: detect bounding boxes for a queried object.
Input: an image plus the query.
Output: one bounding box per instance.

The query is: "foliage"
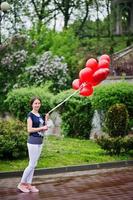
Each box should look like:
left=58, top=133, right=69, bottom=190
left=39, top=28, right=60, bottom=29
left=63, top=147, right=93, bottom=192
left=91, top=82, right=133, bottom=127
left=97, top=135, right=133, bottom=155
left=27, top=26, right=55, bottom=57
left=50, top=28, right=82, bottom=78
left=75, top=34, right=132, bottom=57
left=54, top=89, right=94, bottom=139
left=0, top=118, right=27, bottom=159
left=5, top=85, right=54, bottom=121
left=16, top=51, right=70, bottom=92
left=0, top=34, right=28, bottom=112
left=71, top=18, right=110, bottom=38
left=28, top=26, right=82, bottom=79
left=105, top=103, right=129, bottom=137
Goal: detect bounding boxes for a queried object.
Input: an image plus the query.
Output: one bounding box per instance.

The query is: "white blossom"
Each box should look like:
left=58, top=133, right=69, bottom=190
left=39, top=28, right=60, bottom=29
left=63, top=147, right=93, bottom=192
left=1, top=50, right=27, bottom=71
left=27, top=51, right=69, bottom=90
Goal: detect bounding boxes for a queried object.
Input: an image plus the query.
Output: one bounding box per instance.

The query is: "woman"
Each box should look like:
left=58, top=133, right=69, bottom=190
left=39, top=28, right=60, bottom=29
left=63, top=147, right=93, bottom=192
left=17, top=96, right=49, bottom=193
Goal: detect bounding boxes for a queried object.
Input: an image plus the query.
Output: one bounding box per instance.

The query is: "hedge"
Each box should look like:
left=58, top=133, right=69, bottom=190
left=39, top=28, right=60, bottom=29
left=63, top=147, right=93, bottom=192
left=53, top=89, right=94, bottom=139
left=5, top=85, right=54, bottom=121
left=91, top=81, right=133, bottom=130
left=92, top=82, right=133, bottom=117
left=0, top=118, right=27, bottom=159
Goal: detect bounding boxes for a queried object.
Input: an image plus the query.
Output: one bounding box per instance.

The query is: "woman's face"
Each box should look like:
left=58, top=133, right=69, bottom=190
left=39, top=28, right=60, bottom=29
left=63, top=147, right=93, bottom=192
left=32, top=99, right=41, bottom=111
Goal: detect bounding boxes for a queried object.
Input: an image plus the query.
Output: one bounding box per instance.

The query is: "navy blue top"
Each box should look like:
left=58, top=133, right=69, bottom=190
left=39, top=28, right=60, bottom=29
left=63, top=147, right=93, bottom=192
left=27, top=112, right=45, bottom=145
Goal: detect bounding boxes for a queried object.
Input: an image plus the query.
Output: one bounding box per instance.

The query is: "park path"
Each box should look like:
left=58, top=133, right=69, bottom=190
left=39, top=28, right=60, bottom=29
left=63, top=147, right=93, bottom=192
left=0, top=167, right=133, bottom=200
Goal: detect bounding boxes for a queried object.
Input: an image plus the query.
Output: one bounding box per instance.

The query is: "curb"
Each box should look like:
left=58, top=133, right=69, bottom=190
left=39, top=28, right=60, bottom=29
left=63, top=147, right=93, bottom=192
left=0, top=160, right=133, bottom=179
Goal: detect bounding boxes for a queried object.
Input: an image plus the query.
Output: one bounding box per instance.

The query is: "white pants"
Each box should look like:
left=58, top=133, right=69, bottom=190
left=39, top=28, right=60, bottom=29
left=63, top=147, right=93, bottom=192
left=21, top=143, right=43, bottom=184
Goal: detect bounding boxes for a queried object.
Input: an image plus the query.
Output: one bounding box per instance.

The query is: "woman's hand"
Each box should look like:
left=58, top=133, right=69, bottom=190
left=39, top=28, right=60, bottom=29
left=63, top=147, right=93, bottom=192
left=45, top=113, right=49, bottom=122
left=41, top=125, right=48, bottom=131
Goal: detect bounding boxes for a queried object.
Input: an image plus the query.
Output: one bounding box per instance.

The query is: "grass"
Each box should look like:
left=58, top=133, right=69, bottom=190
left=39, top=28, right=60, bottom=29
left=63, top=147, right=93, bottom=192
left=0, top=136, right=132, bottom=172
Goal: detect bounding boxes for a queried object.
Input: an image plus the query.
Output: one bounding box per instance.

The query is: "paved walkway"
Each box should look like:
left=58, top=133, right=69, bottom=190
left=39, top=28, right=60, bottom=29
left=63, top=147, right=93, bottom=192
left=0, top=167, right=133, bottom=200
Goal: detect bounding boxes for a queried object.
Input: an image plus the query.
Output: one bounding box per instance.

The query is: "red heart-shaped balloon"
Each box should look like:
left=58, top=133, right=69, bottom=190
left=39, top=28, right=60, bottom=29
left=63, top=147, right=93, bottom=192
left=86, top=58, right=98, bottom=72
left=92, top=68, right=110, bottom=83
left=80, top=85, right=93, bottom=96
left=99, top=54, right=111, bottom=63
left=98, top=59, right=109, bottom=69
left=79, top=68, right=93, bottom=83
left=72, top=79, right=81, bottom=90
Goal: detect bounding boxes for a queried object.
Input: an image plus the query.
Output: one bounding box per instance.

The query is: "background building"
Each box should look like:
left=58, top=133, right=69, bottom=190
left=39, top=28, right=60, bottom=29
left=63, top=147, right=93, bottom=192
left=112, top=0, right=133, bottom=35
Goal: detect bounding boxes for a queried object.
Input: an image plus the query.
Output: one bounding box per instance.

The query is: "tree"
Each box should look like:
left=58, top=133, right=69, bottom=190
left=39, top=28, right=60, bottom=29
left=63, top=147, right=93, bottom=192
left=105, top=0, right=112, bottom=37
left=92, top=0, right=100, bottom=44
left=15, top=51, right=70, bottom=92
left=30, top=0, right=55, bottom=32
left=1, top=0, right=54, bottom=41
left=72, top=0, right=93, bottom=36
left=54, top=0, right=81, bottom=28
left=1, top=0, right=34, bottom=42
left=0, top=34, right=28, bottom=112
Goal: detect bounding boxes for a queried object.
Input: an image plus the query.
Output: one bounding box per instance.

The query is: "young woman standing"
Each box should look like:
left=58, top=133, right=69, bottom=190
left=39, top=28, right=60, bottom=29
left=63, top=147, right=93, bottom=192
left=17, top=96, right=49, bottom=193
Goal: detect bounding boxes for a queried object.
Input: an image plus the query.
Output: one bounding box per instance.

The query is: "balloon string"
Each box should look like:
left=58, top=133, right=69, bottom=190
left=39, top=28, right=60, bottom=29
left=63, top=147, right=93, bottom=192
left=48, top=83, right=86, bottom=114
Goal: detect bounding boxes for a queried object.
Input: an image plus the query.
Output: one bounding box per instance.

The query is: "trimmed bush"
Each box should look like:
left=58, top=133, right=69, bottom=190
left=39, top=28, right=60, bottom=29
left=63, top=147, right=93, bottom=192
left=105, top=103, right=129, bottom=137
left=5, top=85, right=54, bottom=121
left=97, top=135, right=133, bottom=155
left=54, top=89, right=94, bottom=139
left=0, top=118, right=27, bottom=159
left=91, top=82, right=133, bottom=131
left=92, top=82, right=133, bottom=116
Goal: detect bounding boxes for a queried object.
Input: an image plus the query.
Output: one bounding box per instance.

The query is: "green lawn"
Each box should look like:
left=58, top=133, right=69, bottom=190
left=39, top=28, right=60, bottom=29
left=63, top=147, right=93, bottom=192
left=0, top=136, right=132, bottom=172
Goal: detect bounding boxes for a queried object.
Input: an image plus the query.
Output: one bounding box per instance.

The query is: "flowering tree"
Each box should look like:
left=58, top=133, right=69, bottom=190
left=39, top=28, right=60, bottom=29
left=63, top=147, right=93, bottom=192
left=16, top=51, right=70, bottom=92
left=0, top=44, right=27, bottom=92
left=0, top=35, right=28, bottom=112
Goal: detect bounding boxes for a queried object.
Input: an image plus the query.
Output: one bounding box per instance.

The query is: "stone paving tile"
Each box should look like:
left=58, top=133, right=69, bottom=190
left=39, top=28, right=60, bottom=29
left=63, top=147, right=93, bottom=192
left=0, top=167, right=133, bottom=200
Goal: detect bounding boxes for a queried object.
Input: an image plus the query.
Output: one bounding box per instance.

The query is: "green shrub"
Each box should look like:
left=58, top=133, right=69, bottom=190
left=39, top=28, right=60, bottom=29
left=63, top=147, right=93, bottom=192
left=54, top=89, right=94, bottom=139
left=105, top=103, right=129, bottom=137
left=97, top=135, right=133, bottom=155
left=0, top=118, right=27, bottom=159
left=92, top=82, right=133, bottom=116
left=91, top=82, right=133, bottom=131
left=5, top=85, right=54, bottom=121
left=128, top=119, right=133, bottom=132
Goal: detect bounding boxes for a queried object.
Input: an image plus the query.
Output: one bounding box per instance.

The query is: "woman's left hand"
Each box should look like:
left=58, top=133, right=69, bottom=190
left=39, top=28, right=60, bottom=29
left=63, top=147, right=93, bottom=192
left=45, top=113, right=49, bottom=122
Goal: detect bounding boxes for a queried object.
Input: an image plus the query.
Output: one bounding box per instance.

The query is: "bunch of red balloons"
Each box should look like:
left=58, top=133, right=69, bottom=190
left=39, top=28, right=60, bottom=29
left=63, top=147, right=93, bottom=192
left=72, top=54, right=110, bottom=96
